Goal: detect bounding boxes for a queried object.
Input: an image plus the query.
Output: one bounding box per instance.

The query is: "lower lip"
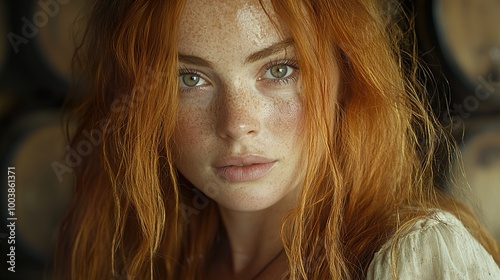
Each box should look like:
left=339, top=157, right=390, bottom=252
left=215, top=162, right=276, bottom=183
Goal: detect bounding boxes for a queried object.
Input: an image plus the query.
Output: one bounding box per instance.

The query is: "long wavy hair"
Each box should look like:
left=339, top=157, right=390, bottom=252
left=55, top=0, right=499, bottom=279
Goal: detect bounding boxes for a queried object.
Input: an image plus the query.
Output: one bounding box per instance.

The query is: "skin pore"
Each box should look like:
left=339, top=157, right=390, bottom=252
left=173, top=0, right=330, bottom=278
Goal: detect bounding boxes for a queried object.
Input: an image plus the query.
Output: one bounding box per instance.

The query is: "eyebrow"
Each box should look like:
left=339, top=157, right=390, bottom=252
left=178, top=55, right=214, bottom=68
left=178, top=38, right=294, bottom=68
left=244, top=38, right=294, bottom=64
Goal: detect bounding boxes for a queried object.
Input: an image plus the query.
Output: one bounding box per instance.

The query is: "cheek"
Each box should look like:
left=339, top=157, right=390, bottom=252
left=271, top=98, right=304, bottom=143
left=174, top=105, right=212, bottom=154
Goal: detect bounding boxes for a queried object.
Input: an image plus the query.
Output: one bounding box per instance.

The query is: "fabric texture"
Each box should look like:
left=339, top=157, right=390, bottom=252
left=367, top=211, right=500, bottom=279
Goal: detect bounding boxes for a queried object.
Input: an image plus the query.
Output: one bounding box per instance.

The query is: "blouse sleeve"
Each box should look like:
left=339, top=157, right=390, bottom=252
left=366, top=211, right=500, bottom=280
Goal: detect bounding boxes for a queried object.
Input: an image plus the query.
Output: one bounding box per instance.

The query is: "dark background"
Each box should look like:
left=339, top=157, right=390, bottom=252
left=1, top=0, right=499, bottom=279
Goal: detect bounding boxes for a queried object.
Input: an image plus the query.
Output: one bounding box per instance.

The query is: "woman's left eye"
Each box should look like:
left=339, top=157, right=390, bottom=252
left=179, top=71, right=209, bottom=88
left=263, top=64, right=295, bottom=79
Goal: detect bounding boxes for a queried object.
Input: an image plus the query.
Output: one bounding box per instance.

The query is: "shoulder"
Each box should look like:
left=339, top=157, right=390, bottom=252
left=367, top=210, right=500, bottom=279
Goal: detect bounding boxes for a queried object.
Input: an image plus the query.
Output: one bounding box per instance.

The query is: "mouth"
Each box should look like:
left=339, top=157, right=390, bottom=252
left=214, top=155, right=277, bottom=183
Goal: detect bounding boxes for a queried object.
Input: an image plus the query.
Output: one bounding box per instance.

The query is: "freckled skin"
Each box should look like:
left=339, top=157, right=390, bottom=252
left=174, top=0, right=305, bottom=212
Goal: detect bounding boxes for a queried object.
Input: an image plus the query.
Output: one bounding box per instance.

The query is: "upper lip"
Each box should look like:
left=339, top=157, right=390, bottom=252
left=213, top=155, right=276, bottom=168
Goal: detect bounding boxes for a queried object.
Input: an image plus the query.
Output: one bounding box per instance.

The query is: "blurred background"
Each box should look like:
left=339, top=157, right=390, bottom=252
left=0, top=0, right=499, bottom=279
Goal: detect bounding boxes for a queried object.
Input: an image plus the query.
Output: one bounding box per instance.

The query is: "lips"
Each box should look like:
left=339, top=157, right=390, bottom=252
left=214, top=155, right=277, bottom=182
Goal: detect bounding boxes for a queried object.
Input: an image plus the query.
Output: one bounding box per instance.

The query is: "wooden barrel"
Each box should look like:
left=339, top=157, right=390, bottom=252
left=452, top=119, right=500, bottom=242
left=9, top=0, right=88, bottom=93
left=32, top=0, right=87, bottom=85
left=434, top=0, right=500, bottom=113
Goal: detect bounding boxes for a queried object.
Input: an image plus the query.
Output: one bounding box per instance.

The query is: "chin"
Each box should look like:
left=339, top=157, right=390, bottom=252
left=211, top=184, right=297, bottom=212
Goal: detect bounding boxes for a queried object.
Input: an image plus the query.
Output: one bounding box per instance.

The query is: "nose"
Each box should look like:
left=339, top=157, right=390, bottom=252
left=216, top=86, right=261, bottom=140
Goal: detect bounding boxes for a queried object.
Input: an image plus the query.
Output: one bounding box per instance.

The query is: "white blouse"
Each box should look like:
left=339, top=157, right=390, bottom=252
left=367, top=211, right=500, bottom=279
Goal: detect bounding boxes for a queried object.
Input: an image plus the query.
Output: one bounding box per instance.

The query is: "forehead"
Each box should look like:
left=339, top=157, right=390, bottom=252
left=177, top=0, right=288, bottom=56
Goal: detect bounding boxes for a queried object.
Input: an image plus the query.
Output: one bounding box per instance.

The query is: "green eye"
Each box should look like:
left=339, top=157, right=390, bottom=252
left=263, top=64, right=295, bottom=80
left=270, top=64, right=288, bottom=78
left=181, top=74, right=202, bottom=87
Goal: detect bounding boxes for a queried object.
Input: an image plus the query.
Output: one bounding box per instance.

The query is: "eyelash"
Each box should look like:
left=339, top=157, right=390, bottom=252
left=262, top=59, right=300, bottom=86
left=178, top=67, right=205, bottom=80
left=178, top=59, right=300, bottom=88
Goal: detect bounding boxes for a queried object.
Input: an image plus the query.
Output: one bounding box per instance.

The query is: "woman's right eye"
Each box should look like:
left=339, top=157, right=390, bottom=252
left=179, top=72, right=209, bottom=88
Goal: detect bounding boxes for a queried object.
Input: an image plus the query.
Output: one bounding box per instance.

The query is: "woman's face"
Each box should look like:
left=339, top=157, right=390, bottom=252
left=174, top=0, right=304, bottom=211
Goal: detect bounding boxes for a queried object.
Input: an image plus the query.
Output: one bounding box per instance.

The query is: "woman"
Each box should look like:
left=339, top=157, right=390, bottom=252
left=56, top=0, right=500, bottom=279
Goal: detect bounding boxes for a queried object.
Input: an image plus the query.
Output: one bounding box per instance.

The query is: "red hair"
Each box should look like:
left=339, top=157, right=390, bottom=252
left=55, top=0, right=499, bottom=279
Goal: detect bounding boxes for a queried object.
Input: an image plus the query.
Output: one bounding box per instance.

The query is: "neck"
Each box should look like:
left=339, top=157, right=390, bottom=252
left=217, top=188, right=297, bottom=277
